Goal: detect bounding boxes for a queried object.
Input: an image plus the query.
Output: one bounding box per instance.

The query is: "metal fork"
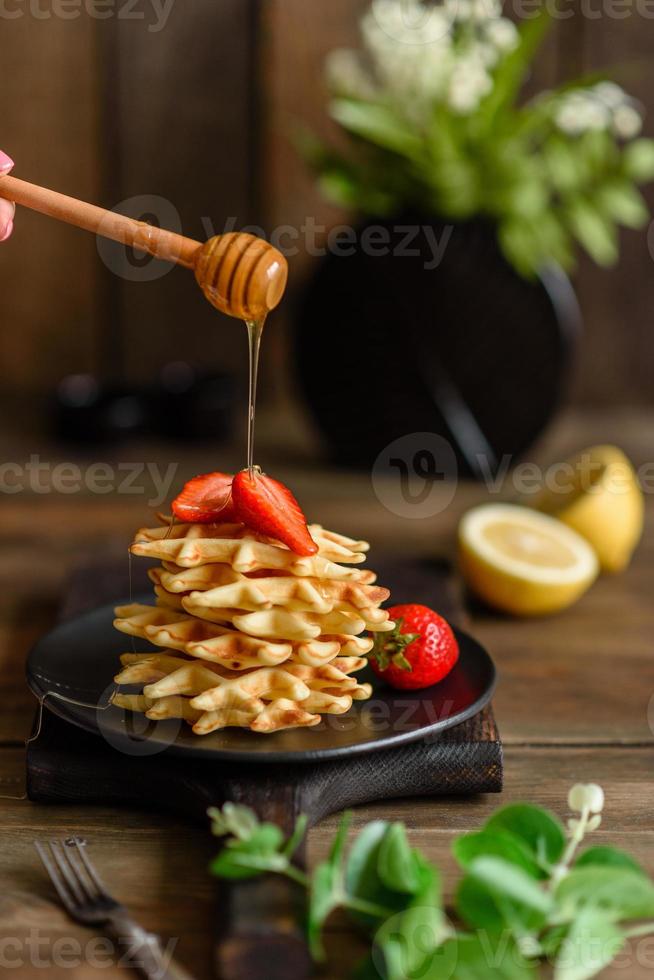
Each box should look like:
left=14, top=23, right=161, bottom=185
left=35, top=838, right=195, bottom=980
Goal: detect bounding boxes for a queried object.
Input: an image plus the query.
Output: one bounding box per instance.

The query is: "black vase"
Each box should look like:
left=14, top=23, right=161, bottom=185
left=295, top=217, right=581, bottom=479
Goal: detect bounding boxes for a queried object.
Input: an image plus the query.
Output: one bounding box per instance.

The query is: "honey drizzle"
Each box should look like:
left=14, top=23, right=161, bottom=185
left=246, top=318, right=265, bottom=475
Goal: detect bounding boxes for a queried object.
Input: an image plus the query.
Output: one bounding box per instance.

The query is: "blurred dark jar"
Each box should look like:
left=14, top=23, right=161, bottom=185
left=295, top=217, right=581, bottom=479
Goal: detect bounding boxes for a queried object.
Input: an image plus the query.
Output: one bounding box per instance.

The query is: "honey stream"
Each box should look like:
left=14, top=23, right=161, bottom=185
left=245, top=318, right=265, bottom=474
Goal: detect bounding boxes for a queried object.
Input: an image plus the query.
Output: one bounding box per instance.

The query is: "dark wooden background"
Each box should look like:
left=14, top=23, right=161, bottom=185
left=0, top=0, right=653, bottom=425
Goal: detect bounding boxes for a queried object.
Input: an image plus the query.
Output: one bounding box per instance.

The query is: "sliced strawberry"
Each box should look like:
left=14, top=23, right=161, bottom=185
left=232, top=468, right=317, bottom=556
left=171, top=472, right=238, bottom=524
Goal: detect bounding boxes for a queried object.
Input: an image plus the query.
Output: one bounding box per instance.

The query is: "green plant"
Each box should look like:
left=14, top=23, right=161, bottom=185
left=210, top=784, right=654, bottom=978
left=303, top=0, right=654, bottom=278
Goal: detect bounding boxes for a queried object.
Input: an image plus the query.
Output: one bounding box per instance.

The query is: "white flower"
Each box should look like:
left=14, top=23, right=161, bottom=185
left=568, top=783, right=605, bottom=814
left=584, top=100, right=612, bottom=130
left=485, top=17, right=519, bottom=52
left=555, top=92, right=611, bottom=135
left=612, top=103, right=642, bottom=140
left=471, top=0, right=499, bottom=21
left=448, top=59, right=492, bottom=113
left=368, top=0, right=451, bottom=46
left=446, top=0, right=473, bottom=21
left=361, top=2, right=456, bottom=119
left=555, top=101, right=583, bottom=135
left=594, top=81, right=627, bottom=108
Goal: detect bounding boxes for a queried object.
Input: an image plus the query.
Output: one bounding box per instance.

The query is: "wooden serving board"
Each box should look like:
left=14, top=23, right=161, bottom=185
left=27, top=557, right=502, bottom=979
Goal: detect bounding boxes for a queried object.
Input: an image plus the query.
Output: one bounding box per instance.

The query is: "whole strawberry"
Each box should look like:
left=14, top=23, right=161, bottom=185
left=370, top=604, right=459, bottom=691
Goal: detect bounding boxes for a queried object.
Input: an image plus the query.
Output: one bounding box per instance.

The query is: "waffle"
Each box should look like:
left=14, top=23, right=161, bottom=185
left=114, top=603, right=373, bottom=667
left=113, top=650, right=370, bottom=735
left=113, top=519, right=390, bottom=734
left=131, top=522, right=374, bottom=579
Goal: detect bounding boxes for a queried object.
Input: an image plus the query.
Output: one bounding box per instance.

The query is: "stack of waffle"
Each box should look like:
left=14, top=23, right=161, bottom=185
left=113, top=520, right=394, bottom=734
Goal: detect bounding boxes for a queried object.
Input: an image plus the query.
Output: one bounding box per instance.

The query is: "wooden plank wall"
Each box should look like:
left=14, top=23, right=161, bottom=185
left=0, top=2, right=652, bottom=416
left=0, top=13, right=100, bottom=392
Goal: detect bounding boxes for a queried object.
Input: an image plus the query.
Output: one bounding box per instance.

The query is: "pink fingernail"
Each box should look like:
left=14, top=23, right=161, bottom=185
left=0, top=151, right=14, bottom=173
left=0, top=219, right=14, bottom=242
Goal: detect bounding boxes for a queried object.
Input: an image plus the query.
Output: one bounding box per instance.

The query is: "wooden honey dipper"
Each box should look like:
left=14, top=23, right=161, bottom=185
left=0, top=174, right=288, bottom=321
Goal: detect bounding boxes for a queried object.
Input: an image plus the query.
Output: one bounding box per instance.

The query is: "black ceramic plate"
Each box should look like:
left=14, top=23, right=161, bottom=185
left=27, top=597, right=496, bottom=763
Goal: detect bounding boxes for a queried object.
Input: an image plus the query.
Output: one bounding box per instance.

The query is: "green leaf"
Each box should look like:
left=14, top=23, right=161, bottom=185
left=345, top=822, right=410, bottom=929
left=378, top=823, right=421, bottom=894
left=554, top=907, right=624, bottom=980
left=209, top=850, right=262, bottom=880
left=374, top=856, right=446, bottom=980
left=541, top=924, right=570, bottom=958
left=578, top=129, right=619, bottom=177
left=308, top=811, right=352, bottom=961
left=623, top=138, right=654, bottom=181
left=230, top=823, right=284, bottom=855
left=453, top=830, right=544, bottom=878
left=498, top=220, right=542, bottom=279
left=470, top=857, right=553, bottom=915
left=484, top=804, right=567, bottom=868
left=329, top=98, right=423, bottom=159
left=479, top=9, right=551, bottom=127
left=208, top=802, right=260, bottom=840
left=596, top=180, right=649, bottom=229
left=283, top=813, right=309, bottom=859
left=330, top=810, right=352, bottom=866
left=456, top=873, right=508, bottom=935
left=308, top=860, right=340, bottom=961
left=545, top=137, right=587, bottom=193
left=556, top=866, right=654, bottom=921
left=457, top=858, right=553, bottom=937
left=565, top=198, right=619, bottom=266
left=423, top=933, right=536, bottom=979
left=531, top=210, right=575, bottom=270
left=575, top=845, right=647, bottom=877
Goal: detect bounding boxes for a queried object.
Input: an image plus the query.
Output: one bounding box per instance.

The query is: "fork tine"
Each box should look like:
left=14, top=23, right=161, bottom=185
left=59, top=840, right=100, bottom=903
left=72, top=838, right=111, bottom=900
left=34, top=841, right=76, bottom=914
left=49, top=840, right=87, bottom=906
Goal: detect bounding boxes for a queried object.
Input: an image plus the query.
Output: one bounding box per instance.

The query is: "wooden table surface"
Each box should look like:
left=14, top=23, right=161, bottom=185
left=1, top=408, right=653, bottom=978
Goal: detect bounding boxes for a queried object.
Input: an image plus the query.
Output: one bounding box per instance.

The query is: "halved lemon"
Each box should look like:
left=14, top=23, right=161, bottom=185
left=458, top=503, right=599, bottom=616
left=529, top=445, right=643, bottom=574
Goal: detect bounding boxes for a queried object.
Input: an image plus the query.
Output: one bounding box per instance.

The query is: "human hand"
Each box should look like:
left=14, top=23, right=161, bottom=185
left=0, top=152, right=15, bottom=241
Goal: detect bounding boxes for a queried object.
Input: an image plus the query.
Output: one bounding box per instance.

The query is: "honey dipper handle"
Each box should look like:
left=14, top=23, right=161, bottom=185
left=0, top=174, right=202, bottom=269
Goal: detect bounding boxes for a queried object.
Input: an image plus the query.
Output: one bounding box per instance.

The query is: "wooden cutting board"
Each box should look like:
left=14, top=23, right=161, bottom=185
left=27, top=557, right=502, bottom=979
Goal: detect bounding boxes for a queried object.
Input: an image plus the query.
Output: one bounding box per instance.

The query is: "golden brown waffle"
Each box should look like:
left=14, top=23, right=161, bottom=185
left=114, top=603, right=373, bottom=668
left=114, top=519, right=389, bottom=734
left=113, top=693, right=323, bottom=734
left=131, top=522, right=372, bottom=579
left=113, top=649, right=370, bottom=735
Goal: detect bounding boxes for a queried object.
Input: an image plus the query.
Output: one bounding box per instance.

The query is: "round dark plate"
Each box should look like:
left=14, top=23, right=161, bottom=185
left=27, top=597, right=496, bottom=763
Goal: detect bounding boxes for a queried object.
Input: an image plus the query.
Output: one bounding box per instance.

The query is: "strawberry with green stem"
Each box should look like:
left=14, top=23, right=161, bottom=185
left=370, top=604, right=459, bottom=691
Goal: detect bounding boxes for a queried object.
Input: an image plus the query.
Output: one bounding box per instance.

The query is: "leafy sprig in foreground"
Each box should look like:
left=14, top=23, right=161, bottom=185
left=210, top=785, right=654, bottom=979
